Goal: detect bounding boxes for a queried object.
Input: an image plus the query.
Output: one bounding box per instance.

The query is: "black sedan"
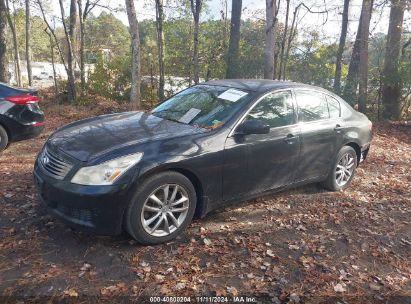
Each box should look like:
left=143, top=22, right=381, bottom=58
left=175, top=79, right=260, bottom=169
left=0, top=82, right=45, bottom=152
left=34, top=80, right=372, bottom=244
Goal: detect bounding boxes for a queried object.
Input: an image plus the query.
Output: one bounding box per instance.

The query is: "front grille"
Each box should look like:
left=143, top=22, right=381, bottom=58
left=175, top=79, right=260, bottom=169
left=39, top=148, right=73, bottom=180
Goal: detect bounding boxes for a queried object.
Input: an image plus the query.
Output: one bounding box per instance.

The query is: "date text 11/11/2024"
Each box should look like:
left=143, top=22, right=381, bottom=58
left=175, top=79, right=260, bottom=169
left=149, top=296, right=258, bottom=303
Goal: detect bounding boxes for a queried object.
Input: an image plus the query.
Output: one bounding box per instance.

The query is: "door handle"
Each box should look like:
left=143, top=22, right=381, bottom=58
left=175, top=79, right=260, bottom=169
left=334, top=124, right=343, bottom=133
left=284, top=134, right=296, bottom=144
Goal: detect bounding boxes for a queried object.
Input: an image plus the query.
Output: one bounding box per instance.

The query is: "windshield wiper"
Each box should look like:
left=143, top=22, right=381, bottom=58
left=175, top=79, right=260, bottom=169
left=152, top=111, right=187, bottom=124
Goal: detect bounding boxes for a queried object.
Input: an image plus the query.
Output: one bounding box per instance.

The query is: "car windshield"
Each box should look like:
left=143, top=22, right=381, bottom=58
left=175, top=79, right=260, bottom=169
left=151, top=85, right=253, bottom=129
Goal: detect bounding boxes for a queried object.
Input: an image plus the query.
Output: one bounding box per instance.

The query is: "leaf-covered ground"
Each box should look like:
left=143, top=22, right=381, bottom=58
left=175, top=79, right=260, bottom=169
left=0, top=94, right=410, bottom=303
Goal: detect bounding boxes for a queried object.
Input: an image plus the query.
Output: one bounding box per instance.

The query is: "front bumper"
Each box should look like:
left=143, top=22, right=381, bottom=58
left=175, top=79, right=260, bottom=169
left=33, top=161, right=131, bottom=235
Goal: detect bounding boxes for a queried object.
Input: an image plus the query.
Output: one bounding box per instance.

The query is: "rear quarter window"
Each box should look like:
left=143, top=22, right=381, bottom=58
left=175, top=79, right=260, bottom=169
left=339, top=100, right=354, bottom=118
left=326, top=95, right=341, bottom=118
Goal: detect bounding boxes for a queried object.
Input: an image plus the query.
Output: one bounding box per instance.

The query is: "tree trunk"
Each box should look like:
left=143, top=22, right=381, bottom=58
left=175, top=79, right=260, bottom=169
left=58, top=0, right=77, bottom=103
left=45, top=29, right=58, bottom=95
left=69, top=0, right=77, bottom=66
left=226, top=0, right=242, bottom=78
left=278, top=0, right=289, bottom=80
left=155, top=0, right=165, bottom=100
left=25, top=0, right=32, bottom=86
left=78, top=0, right=86, bottom=95
left=0, top=0, right=7, bottom=83
left=333, top=0, right=350, bottom=94
left=342, top=1, right=373, bottom=105
left=264, top=0, right=277, bottom=79
left=190, top=0, right=202, bottom=85
left=382, top=0, right=405, bottom=120
left=282, top=5, right=299, bottom=80
left=125, top=0, right=141, bottom=110
left=357, top=0, right=373, bottom=114
left=5, top=0, right=21, bottom=86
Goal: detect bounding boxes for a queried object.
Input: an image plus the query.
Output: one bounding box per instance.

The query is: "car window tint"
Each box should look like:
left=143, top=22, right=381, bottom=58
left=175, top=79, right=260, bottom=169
left=327, top=95, right=340, bottom=118
left=247, top=91, right=294, bottom=128
left=296, top=91, right=329, bottom=122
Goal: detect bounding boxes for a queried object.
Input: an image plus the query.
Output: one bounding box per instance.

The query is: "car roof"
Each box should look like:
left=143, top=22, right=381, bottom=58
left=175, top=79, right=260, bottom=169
left=203, top=79, right=327, bottom=94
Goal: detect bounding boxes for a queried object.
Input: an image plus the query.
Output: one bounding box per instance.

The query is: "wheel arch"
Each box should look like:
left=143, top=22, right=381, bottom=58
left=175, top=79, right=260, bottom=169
left=0, top=120, right=11, bottom=143
left=344, top=142, right=361, bottom=165
left=136, top=165, right=207, bottom=218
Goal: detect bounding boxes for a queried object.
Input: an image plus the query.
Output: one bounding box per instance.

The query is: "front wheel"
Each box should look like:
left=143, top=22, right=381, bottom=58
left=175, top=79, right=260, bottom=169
left=321, top=146, right=358, bottom=191
left=125, top=172, right=197, bottom=245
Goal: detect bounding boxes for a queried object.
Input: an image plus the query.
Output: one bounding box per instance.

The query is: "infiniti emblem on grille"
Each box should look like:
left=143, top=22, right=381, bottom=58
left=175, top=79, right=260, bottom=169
left=42, top=154, right=50, bottom=166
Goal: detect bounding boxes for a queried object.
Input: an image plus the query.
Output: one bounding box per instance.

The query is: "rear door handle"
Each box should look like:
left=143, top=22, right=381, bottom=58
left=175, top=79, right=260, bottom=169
left=284, top=134, right=296, bottom=144
left=334, top=124, right=343, bottom=133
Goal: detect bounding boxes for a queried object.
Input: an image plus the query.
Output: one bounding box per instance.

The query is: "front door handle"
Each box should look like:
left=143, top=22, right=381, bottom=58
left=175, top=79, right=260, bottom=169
left=334, top=124, right=343, bottom=133
left=284, top=134, right=296, bottom=144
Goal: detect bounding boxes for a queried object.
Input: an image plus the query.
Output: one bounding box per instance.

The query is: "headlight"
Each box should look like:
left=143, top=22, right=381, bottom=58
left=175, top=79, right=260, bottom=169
left=71, top=152, right=143, bottom=185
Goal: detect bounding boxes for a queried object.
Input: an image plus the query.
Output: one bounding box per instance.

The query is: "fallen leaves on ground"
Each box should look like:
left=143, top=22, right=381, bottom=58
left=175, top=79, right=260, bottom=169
left=0, top=91, right=410, bottom=302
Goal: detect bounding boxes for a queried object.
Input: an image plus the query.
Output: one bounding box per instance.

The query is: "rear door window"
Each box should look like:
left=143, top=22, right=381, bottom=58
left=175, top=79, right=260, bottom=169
left=295, top=90, right=329, bottom=122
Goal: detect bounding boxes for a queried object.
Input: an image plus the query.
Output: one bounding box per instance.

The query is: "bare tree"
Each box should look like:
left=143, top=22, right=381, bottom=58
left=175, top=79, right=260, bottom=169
left=333, top=0, right=350, bottom=94
left=155, top=0, right=165, bottom=100
left=382, top=0, right=406, bottom=120
left=78, top=0, right=85, bottom=95
left=264, top=0, right=277, bottom=79
left=282, top=4, right=299, bottom=80
left=125, top=0, right=141, bottom=110
left=282, top=3, right=329, bottom=80
left=57, top=0, right=77, bottom=103
left=44, top=29, right=58, bottom=94
left=0, top=0, right=7, bottom=83
left=226, top=0, right=242, bottom=78
left=278, top=0, right=290, bottom=80
left=25, top=0, right=33, bottom=86
left=190, top=0, right=202, bottom=85
left=69, top=0, right=77, bottom=73
left=37, top=1, right=66, bottom=65
left=357, top=0, right=373, bottom=113
left=77, top=0, right=106, bottom=95
left=5, top=0, right=22, bottom=86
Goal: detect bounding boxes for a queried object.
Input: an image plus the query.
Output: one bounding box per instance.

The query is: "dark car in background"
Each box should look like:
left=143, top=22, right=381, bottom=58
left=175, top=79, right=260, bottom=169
left=0, top=82, right=45, bottom=152
left=33, top=80, right=372, bottom=244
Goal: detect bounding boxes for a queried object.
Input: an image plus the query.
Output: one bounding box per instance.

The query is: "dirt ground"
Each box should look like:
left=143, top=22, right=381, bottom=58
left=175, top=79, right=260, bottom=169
left=0, top=94, right=410, bottom=303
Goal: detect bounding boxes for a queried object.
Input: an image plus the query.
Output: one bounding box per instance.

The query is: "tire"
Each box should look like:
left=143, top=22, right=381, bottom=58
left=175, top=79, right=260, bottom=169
left=0, top=125, right=9, bottom=153
left=321, top=146, right=358, bottom=191
left=125, top=171, right=197, bottom=245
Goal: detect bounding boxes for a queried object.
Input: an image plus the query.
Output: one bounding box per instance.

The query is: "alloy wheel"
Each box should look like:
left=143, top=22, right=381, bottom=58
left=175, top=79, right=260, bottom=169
left=141, top=184, right=190, bottom=237
left=335, top=153, right=355, bottom=186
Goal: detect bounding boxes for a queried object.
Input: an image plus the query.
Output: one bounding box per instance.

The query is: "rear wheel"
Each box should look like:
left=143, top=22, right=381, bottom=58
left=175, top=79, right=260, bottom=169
left=0, top=125, right=9, bottom=153
left=125, top=172, right=196, bottom=245
left=322, top=146, right=357, bottom=191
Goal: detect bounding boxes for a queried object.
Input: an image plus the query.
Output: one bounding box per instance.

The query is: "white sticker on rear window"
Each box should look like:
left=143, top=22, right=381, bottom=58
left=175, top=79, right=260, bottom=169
left=218, top=89, right=248, bottom=102
left=179, top=108, right=201, bottom=124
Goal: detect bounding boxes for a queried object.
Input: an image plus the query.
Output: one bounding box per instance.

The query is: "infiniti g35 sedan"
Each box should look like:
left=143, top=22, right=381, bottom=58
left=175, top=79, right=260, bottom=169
left=33, top=80, right=372, bottom=244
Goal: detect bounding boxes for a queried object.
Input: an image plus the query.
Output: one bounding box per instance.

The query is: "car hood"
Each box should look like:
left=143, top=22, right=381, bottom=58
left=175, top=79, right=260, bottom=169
left=47, top=111, right=206, bottom=162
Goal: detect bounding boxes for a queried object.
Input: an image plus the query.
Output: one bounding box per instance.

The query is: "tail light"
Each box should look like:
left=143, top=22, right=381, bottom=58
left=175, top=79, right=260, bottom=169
left=5, top=94, right=39, bottom=105
left=368, top=120, right=372, bottom=130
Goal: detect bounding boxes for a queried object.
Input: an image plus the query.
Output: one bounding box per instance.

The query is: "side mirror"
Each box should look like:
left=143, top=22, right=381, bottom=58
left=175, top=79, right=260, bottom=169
left=236, top=119, right=270, bottom=135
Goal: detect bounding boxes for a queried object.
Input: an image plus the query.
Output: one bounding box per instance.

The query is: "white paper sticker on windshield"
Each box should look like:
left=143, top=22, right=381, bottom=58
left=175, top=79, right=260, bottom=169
left=179, top=108, right=201, bottom=124
left=218, top=89, right=248, bottom=102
